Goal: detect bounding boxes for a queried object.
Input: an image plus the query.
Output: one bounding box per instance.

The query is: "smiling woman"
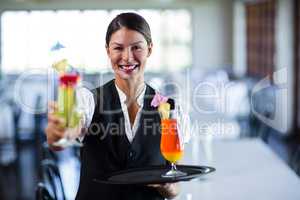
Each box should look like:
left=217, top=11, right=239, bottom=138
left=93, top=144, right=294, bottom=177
left=46, top=12, right=180, bottom=200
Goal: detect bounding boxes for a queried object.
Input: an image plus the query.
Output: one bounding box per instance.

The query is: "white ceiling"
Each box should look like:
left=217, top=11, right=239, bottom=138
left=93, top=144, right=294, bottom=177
left=0, top=0, right=206, bottom=10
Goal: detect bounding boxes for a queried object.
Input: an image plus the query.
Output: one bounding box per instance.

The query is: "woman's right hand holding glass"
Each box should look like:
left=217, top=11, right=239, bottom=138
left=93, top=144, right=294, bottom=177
left=45, top=101, right=83, bottom=150
left=46, top=102, right=66, bottom=150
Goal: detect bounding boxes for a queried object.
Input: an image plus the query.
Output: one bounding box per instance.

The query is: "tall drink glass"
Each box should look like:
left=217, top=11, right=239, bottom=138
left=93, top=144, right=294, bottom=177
left=160, top=109, right=187, bottom=177
left=52, top=73, right=82, bottom=147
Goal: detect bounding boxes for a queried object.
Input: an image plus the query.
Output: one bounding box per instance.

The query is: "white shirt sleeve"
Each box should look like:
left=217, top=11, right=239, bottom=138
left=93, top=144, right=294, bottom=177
left=76, top=87, right=95, bottom=138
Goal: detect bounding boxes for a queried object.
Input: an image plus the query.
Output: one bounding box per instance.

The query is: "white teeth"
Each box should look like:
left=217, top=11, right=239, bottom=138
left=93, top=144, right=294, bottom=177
left=119, top=65, right=137, bottom=70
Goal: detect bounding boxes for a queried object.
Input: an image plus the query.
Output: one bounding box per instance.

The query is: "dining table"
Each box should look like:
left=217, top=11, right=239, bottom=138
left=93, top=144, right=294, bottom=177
left=174, top=138, right=300, bottom=200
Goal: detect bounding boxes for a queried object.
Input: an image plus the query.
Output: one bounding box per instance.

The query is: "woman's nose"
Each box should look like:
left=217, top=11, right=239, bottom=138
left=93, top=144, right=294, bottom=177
left=122, top=48, right=134, bottom=62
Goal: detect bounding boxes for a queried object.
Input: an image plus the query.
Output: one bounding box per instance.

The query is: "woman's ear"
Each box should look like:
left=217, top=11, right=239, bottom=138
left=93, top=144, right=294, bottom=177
left=106, top=45, right=110, bottom=56
left=147, top=43, right=153, bottom=57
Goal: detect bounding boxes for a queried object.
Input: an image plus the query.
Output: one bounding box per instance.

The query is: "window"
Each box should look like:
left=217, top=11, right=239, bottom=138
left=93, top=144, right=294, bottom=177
left=1, top=9, right=191, bottom=74
left=245, top=0, right=276, bottom=78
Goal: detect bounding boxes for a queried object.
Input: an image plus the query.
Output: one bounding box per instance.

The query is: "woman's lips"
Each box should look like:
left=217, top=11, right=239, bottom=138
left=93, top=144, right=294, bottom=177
left=118, top=65, right=139, bottom=73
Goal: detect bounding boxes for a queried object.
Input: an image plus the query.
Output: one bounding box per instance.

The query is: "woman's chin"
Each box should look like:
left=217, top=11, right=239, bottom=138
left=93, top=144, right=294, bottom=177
left=116, top=69, right=140, bottom=80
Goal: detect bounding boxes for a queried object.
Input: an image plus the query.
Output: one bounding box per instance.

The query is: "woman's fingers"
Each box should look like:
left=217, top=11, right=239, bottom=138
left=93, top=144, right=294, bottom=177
left=46, top=109, right=66, bottom=144
left=48, top=113, right=65, bottom=126
left=45, top=123, right=65, bottom=144
left=148, top=183, right=179, bottom=199
left=46, top=122, right=65, bottom=137
left=48, top=101, right=58, bottom=113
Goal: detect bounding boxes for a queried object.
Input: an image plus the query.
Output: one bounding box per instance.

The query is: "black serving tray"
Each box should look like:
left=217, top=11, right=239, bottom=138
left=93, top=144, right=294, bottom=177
left=93, top=165, right=215, bottom=185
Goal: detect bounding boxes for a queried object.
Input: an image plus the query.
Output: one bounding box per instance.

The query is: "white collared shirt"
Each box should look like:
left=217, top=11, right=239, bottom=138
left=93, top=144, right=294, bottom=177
left=76, top=82, right=146, bottom=143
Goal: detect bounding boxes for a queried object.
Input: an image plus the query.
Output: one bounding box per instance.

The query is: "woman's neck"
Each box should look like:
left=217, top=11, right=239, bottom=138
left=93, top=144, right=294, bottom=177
left=114, top=77, right=144, bottom=100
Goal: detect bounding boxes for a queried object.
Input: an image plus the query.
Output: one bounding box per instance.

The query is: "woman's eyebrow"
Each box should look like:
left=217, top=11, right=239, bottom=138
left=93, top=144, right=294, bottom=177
left=110, top=41, right=144, bottom=46
left=110, top=42, right=123, bottom=46
left=130, top=41, right=144, bottom=45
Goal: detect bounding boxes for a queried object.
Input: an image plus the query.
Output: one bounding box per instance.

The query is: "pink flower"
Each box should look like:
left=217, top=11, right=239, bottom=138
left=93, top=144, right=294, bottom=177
left=151, top=93, right=168, bottom=107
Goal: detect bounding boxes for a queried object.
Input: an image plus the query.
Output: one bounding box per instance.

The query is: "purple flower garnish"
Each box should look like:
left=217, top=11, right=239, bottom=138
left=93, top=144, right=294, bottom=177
left=151, top=93, right=168, bottom=107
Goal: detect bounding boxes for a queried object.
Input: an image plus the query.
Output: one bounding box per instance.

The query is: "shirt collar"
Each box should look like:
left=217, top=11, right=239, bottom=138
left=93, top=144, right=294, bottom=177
left=115, top=83, right=146, bottom=107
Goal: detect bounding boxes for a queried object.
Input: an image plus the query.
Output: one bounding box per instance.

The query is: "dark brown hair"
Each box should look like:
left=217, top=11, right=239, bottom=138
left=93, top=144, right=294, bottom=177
left=105, top=12, right=152, bottom=47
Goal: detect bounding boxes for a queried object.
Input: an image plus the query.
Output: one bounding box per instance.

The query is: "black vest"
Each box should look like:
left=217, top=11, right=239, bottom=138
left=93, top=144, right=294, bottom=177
left=75, top=80, right=166, bottom=200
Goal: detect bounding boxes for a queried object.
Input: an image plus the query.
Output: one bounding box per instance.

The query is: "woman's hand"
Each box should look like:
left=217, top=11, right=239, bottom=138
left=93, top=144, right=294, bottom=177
left=45, top=102, right=66, bottom=151
left=45, top=101, right=84, bottom=150
left=148, top=182, right=179, bottom=199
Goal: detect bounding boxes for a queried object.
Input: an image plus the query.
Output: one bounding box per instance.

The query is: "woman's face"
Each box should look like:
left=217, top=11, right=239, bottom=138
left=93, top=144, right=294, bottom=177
left=106, top=27, right=152, bottom=81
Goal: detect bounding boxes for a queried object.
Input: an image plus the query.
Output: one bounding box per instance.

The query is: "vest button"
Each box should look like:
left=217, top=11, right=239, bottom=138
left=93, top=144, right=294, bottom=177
left=128, top=150, right=136, bottom=159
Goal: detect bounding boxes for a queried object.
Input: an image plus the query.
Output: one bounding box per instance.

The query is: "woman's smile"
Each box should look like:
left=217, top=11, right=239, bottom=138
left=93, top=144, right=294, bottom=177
left=118, top=64, right=139, bottom=74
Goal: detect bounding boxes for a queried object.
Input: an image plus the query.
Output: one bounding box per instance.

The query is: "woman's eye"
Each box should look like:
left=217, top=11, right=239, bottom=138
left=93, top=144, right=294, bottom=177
left=113, top=47, right=122, bottom=51
left=132, top=46, right=142, bottom=50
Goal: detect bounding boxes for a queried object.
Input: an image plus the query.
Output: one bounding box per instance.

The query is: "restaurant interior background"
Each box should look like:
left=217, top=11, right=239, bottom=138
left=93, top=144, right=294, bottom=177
left=0, top=0, right=300, bottom=199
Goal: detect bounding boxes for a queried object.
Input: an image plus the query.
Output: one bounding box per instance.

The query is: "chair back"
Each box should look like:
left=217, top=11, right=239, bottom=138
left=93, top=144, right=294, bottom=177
left=40, top=159, right=66, bottom=200
left=35, top=182, right=54, bottom=200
